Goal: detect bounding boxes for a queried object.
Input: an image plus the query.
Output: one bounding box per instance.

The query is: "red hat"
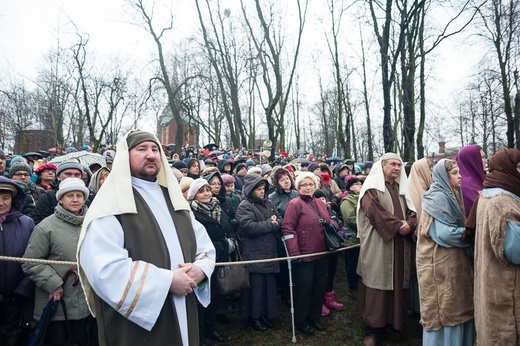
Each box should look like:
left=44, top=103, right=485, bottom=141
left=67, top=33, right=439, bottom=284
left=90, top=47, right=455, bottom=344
left=35, top=163, right=57, bottom=175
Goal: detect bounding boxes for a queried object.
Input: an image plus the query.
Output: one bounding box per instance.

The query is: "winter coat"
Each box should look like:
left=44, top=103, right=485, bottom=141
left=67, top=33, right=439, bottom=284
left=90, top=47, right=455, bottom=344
left=235, top=174, right=281, bottom=274
left=192, top=209, right=234, bottom=263
left=268, top=167, right=299, bottom=217
left=22, top=204, right=90, bottom=321
left=0, top=177, right=35, bottom=324
left=340, top=192, right=359, bottom=233
left=281, top=195, right=331, bottom=262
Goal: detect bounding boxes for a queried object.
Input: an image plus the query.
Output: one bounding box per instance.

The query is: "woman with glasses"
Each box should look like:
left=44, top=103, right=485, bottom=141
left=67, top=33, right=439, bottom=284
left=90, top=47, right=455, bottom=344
left=34, top=163, right=57, bottom=191
left=282, top=172, right=337, bottom=336
left=8, top=163, right=41, bottom=215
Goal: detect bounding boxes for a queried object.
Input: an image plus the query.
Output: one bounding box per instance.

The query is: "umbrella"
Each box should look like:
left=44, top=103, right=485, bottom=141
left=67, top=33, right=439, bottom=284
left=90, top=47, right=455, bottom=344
left=64, top=147, right=78, bottom=154
left=47, top=148, right=58, bottom=154
left=209, top=150, right=224, bottom=157
left=289, top=158, right=309, bottom=164
left=37, top=150, right=50, bottom=158
left=325, top=157, right=342, bottom=164
left=294, top=149, right=309, bottom=156
left=23, top=152, right=43, bottom=159
left=203, top=143, right=218, bottom=150
left=49, top=151, right=106, bottom=167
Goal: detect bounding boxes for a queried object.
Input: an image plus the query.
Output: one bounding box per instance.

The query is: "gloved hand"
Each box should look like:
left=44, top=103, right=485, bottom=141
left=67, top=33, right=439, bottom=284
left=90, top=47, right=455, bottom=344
left=226, top=238, right=236, bottom=254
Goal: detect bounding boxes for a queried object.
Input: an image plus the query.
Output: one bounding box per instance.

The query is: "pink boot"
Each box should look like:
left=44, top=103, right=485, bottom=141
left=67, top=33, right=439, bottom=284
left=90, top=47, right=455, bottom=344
left=321, top=304, right=331, bottom=316
left=324, top=291, right=345, bottom=311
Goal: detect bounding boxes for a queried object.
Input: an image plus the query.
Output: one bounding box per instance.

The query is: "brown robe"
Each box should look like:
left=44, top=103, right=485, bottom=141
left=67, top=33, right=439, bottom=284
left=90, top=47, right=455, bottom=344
left=357, top=182, right=416, bottom=331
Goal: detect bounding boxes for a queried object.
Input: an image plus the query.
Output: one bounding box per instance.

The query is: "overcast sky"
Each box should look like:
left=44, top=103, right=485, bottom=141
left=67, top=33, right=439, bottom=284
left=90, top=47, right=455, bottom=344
left=0, top=0, right=482, bottom=149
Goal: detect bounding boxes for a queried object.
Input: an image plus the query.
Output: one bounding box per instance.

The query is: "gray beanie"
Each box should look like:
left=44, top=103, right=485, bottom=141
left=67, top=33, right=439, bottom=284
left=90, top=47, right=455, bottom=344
left=56, top=161, right=84, bottom=176
left=9, top=163, right=32, bottom=178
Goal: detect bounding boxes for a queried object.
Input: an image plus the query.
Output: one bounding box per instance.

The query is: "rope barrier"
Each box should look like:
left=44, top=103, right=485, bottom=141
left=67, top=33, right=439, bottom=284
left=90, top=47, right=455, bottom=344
left=0, top=243, right=360, bottom=268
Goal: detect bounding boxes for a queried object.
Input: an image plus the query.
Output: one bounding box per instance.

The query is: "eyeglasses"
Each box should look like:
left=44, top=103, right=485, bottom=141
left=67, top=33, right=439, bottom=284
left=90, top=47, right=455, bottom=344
left=13, top=173, right=31, bottom=177
left=299, top=183, right=315, bottom=188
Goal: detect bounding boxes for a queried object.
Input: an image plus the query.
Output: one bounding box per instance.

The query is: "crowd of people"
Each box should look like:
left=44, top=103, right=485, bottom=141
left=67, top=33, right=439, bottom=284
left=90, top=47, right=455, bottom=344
left=0, top=138, right=519, bottom=346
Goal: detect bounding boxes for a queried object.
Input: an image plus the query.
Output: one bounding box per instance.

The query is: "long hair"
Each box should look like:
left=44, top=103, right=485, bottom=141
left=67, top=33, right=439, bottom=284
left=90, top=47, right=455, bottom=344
left=444, top=159, right=465, bottom=217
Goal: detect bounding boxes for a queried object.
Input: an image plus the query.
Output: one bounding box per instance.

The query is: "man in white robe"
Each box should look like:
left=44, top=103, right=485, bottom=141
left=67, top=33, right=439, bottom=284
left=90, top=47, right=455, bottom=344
left=77, top=130, right=215, bottom=345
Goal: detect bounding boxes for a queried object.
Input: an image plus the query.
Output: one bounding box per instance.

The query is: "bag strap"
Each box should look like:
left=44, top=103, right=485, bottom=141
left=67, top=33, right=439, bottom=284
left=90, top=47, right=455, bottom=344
left=304, top=201, right=324, bottom=223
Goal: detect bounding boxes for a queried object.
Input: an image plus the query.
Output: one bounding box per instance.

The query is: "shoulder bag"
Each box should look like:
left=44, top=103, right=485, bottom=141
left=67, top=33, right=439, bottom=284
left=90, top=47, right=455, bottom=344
left=215, top=243, right=250, bottom=295
left=305, top=202, right=344, bottom=251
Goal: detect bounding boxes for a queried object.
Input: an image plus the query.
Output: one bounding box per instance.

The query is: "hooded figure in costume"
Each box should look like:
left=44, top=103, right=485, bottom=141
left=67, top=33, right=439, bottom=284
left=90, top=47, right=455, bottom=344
left=356, top=153, right=417, bottom=344
left=474, top=149, right=520, bottom=345
left=77, top=130, right=215, bottom=346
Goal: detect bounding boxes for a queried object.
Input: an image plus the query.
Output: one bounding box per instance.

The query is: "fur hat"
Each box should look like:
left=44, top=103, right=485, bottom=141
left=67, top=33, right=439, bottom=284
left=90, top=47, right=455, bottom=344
left=295, top=171, right=318, bottom=190
left=9, top=163, right=32, bottom=178
left=247, top=166, right=262, bottom=175
left=179, top=177, right=194, bottom=194
left=56, top=178, right=89, bottom=201
left=187, top=178, right=209, bottom=201
left=307, top=163, right=320, bottom=173
left=221, top=174, right=235, bottom=185
left=56, top=161, right=84, bottom=176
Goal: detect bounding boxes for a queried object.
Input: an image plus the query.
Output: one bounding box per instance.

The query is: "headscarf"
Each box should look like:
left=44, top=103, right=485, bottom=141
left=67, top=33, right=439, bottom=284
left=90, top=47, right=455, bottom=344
left=407, top=158, right=432, bottom=220
left=357, top=152, right=416, bottom=213
left=422, top=159, right=465, bottom=227
left=455, top=144, right=485, bottom=216
left=77, top=129, right=188, bottom=315
left=88, top=167, right=110, bottom=194
left=484, top=149, right=520, bottom=196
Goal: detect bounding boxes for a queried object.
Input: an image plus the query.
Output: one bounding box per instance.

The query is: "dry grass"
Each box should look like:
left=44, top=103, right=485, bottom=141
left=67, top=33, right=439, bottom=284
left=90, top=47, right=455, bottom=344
left=208, top=254, right=422, bottom=346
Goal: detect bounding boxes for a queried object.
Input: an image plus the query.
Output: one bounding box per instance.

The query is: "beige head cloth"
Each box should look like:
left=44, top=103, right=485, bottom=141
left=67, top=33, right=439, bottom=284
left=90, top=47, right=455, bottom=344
left=356, top=152, right=416, bottom=216
left=76, top=129, right=189, bottom=315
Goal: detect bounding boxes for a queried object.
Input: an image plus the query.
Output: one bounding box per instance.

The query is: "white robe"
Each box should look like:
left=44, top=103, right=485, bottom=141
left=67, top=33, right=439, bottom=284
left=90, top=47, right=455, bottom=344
left=80, top=177, right=215, bottom=345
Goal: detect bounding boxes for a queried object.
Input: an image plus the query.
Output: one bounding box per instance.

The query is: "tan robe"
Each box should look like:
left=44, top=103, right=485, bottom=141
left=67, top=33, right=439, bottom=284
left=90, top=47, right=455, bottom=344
left=474, top=192, right=520, bottom=345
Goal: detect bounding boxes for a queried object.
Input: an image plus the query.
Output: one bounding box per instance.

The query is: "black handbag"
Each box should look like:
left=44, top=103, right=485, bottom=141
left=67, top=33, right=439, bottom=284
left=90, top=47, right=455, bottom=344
left=215, top=245, right=250, bottom=295
left=305, top=202, right=344, bottom=251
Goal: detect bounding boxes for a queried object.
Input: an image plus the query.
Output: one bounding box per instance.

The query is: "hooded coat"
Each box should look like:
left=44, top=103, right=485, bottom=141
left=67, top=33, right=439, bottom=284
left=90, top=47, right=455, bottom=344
left=203, top=171, right=237, bottom=226
left=235, top=174, right=281, bottom=273
left=0, top=176, right=35, bottom=324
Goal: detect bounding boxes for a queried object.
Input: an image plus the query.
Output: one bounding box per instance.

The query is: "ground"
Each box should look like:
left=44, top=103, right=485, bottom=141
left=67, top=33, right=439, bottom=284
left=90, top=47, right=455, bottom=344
left=207, top=252, right=422, bottom=346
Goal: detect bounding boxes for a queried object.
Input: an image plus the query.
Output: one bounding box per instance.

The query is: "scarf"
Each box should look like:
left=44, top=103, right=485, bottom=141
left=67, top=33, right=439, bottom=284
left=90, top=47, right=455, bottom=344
left=191, top=197, right=221, bottom=222
left=455, top=144, right=485, bottom=215
left=422, top=159, right=465, bottom=227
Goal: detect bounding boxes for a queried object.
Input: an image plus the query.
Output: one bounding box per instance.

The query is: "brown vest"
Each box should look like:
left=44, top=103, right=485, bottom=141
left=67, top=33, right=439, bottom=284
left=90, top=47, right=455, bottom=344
left=94, top=187, right=199, bottom=345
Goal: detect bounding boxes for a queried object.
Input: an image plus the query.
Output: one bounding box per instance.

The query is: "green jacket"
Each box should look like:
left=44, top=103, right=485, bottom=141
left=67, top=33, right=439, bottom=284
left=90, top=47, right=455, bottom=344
left=23, top=204, right=90, bottom=321
left=340, top=193, right=359, bottom=233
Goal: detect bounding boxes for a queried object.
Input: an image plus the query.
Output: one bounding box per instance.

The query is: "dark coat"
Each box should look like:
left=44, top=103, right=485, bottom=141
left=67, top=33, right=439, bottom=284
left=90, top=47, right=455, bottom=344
left=30, top=186, right=93, bottom=225
left=192, top=209, right=234, bottom=263
left=0, top=176, right=35, bottom=324
left=268, top=167, right=299, bottom=217
left=235, top=174, right=281, bottom=274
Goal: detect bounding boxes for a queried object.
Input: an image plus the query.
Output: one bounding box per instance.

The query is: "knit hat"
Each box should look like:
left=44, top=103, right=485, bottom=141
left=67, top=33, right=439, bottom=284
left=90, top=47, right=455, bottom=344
left=179, top=177, right=194, bottom=194
left=187, top=178, right=209, bottom=201
left=171, top=167, right=184, bottom=181
left=35, top=163, right=57, bottom=175
left=234, top=163, right=246, bottom=174
left=246, top=159, right=255, bottom=168
left=307, top=163, right=320, bottom=173
left=260, top=164, right=273, bottom=176
left=364, top=161, right=373, bottom=169
left=0, top=182, right=17, bottom=196
left=126, top=130, right=160, bottom=151
left=295, top=171, right=318, bottom=190
left=56, top=178, right=89, bottom=200
left=9, top=156, right=26, bottom=166
left=314, top=189, right=327, bottom=199
left=171, top=160, right=188, bottom=172
left=56, top=161, right=84, bottom=176
left=9, top=163, right=32, bottom=178
left=221, top=174, right=235, bottom=185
